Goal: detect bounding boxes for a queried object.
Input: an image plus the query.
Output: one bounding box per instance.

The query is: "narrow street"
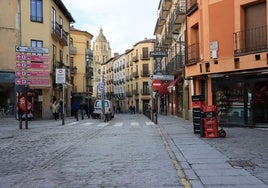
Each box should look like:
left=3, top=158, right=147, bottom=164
left=0, top=114, right=267, bottom=187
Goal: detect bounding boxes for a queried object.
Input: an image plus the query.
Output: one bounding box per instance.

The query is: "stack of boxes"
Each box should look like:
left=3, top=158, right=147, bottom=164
left=202, top=105, right=218, bottom=138
left=192, top=95, right=204, bottom=134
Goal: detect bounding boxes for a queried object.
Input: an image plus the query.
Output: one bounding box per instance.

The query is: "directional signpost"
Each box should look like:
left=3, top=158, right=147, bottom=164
left=15, top=45, right=50, bottom=129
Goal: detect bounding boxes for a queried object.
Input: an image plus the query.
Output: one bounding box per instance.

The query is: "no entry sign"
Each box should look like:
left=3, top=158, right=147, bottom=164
left=152, top=79, right=162, bottom=90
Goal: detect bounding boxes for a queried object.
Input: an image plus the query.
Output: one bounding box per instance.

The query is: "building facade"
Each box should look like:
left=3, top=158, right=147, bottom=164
left=69, top=26, right=94, bottom=107
left=154, top=0, right=187, bottom=118
left=185, top=0, right=268, bottom=126
left=0, top=1, right=18, bottom=117
left=0, top=0, right=75, bottom=119
left=125, top=39, right=156, bottom=113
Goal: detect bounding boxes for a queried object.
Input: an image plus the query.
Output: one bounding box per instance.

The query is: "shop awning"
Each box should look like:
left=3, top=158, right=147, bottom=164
left=158, top=82, right=170, bottom=95
left=168, top=76, right=181, bottom=89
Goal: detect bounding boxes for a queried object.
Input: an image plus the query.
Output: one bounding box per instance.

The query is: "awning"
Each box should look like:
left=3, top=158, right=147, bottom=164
left=158, top=82, right=170, bottom=95
left=168, top=76, right=181, bottom=89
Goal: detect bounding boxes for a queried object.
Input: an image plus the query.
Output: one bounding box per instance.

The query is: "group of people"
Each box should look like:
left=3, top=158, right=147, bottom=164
left=128, top=105, right=136, bottom=114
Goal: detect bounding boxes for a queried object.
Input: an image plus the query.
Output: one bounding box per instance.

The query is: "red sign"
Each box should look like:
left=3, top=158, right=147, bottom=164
left=16, top=78, right=49, bottom=85
left=16, top=62, right=49, bottom=69
left=30, top=63, right=49, bottom=69
left=30, top=55, right=49, bottom=62
left=16, top=70, right=50, bottom=77
left=152, top=79, right=162, bottom=90
left=16, top=53, right=49, bottom=62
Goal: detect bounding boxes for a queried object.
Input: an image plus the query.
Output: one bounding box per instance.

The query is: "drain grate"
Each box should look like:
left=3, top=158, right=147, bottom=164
left=227, top=160, right=256, bottom=168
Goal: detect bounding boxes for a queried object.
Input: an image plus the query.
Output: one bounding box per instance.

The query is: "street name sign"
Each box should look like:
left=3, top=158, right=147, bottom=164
left=150, top=74, right=174, bottom=81
left=15, top=46, right=49, bottom=54
left=150, top=51, right=168, bottom=57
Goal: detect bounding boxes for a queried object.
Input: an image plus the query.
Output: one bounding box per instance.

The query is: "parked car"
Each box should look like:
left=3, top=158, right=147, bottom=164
left=91, top=99, right=114, bottom=121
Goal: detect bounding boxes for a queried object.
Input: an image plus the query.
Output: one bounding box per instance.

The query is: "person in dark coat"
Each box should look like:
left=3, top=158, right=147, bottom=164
left=72, top=100, right=79, bottom=120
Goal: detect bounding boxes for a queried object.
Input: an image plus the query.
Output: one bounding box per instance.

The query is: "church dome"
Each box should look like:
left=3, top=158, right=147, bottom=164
left=95, top=28, right=107, bottom=42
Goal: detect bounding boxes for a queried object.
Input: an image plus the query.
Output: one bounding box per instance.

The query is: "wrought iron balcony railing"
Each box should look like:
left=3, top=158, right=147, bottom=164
left=234, top=25, right=268, bottom=56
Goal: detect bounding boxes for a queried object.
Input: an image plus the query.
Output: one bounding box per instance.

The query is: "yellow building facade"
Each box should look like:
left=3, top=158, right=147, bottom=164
left=0, top=0, right=75, bottom=119
left=69, top=27, right=94, bottom=107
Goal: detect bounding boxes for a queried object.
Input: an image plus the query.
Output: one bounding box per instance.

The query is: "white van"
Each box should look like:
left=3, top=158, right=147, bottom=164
left=91, top=99, right=114, bottom=120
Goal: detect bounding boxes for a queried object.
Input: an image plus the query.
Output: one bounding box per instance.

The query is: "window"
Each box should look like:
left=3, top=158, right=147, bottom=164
left=70, top=38, right=73, bottom=47
left=142, top=64, right=149, bottom=75
left=52, top=7, right=56, bottom=32
left=31, top=40, right=43, bottom=55
left=31, top=0, right=43, bottom=22
left=142, top=47, right=149, bottom=59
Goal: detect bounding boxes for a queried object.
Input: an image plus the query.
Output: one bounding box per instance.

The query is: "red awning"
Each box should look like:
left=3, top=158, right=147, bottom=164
left=168, top=76, right=181, bottom=89
left=158, top=82, right=170, bottom=95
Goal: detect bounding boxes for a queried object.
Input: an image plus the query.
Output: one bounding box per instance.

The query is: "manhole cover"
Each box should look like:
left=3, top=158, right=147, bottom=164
left=227, top=160, right=255, bottom=168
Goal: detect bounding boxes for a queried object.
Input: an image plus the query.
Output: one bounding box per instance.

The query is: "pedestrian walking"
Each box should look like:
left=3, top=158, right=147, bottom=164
left=72, top=100, right=79, bottom=121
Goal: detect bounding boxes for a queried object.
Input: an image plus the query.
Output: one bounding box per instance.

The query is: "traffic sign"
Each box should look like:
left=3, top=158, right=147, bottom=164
left=150, top=74, right=174, bottom=81
left=98, top=82, right=104, bottom=91
left=15, top=46, right=49, bottom=54
left=152, top=79, right=162, bottom=90
left=56, top=68, right=66, bottom=84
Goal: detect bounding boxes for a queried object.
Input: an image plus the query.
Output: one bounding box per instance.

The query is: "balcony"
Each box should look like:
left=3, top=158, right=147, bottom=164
left=126, top=91, right=132, bottom=97
left=186, top=43, right=200, bottom=65
left=133, top=71, right=139, bottom=78
left=234, top=25, right=268, bottom=56
left=165, top=55, right=184, bottom=74
left=140, top=54, right=150, bottom=60
left=70, top=66, right=77, bottom=74
left=70, top=46, right=77, bottom=55
left=171, top=1, right=186, bottom=31
left=132, top=55, right=139, bottom=62
left=154, top=18, right=164, bottom=35
left=141, top=70, right=150, bottom=77
left=51, top=22, right=68, bottom=46
left=141, top=88, right=150, bottom=95
left=186, top=0, right=198, bottom=16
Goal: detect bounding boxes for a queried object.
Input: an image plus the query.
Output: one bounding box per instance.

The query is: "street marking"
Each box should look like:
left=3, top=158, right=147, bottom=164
left=67, top=122, right=79, bottom=126
left=146, top=121, right=155, bottom=126
left=81, top=122, right=93, bottom=126
left=97, top=122, right=109, bottom=127
left=114, top=122, right=123, bottom=127
left=131, top=122, right=139, bottom=127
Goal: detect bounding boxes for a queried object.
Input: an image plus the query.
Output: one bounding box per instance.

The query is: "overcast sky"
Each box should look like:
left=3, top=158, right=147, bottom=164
left=62, top=0, right=160, bottom=55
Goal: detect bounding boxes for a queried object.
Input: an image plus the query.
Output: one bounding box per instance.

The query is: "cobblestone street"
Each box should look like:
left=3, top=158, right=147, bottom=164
left=0, top=114, right=267, bottom=187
